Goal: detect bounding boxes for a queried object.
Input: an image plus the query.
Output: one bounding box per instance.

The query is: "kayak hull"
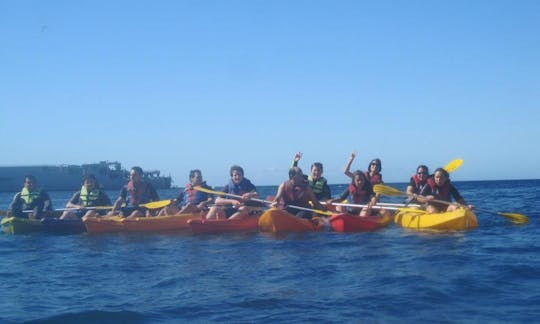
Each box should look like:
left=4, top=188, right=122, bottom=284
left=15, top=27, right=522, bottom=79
left=394, top=208, right=478, bottom=231
left=188, top=216, right=260, bottom=234
left=83, top=213, right=202, bottom=234
left=329, top=213, right=392, bottom=232
left=258, top=208, right=320, bottom=233
left=1, top=217, right=43, bottom=234
left=41, top=218, right=86, bottom=234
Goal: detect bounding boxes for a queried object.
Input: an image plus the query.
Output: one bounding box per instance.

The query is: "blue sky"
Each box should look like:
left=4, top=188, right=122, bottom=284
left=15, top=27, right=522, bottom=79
left=1, top=1, right=539, bottom=186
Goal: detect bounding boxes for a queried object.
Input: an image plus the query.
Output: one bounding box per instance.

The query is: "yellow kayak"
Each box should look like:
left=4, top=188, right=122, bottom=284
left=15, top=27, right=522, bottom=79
left=394, top=207, right=477, bottom=231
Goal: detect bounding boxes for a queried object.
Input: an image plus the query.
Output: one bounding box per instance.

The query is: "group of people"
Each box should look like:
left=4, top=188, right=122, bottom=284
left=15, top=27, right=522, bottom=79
left=5, top=152, right=470, bottom=221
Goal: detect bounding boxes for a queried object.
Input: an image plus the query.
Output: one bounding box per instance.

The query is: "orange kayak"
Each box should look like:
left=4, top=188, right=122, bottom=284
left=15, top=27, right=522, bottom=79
left=188, top=216, right=260, bottom=234
left=258, top=208, right=321, bottom=233
left=83, top=213, right=202, bottom=234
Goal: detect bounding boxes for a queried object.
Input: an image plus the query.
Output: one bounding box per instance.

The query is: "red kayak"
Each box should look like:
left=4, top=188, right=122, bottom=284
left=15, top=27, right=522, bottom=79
left=258, top=208, right=321, bottom=233
left=329, top=213, right=392, bottom=232
left=188, top=216, right=260, bottom=234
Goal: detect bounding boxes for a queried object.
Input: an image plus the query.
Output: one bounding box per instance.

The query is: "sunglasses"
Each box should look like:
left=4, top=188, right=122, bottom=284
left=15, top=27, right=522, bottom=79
left=417, top=171, right=427, bottom=175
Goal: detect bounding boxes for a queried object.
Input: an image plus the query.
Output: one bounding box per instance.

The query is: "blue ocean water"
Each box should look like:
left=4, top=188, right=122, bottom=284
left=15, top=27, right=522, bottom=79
left=0, top=180, right=539, bottom=323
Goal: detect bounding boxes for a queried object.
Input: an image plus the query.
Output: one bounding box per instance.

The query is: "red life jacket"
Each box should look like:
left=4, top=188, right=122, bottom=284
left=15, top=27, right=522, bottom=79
left=365, top=171, right=382, bottom=185
left=127, top=180, right=150, bottom=205
left=411, top=174, right=429, bottom=194
left=428, top=178, right=451, bottom=201
left=348, top=183, right=370, bottom=204
left=283, top=180, right=310, bottom=207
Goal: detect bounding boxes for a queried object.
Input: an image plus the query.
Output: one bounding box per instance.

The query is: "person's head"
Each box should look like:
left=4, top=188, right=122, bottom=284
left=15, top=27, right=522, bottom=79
left=352, top=170, right=368, bottom=188
left=23, top=175, right=37, bottom=189
left=310, top=162, right=323, bottom=180
left=189, top=169, right=203, bottom=185
left=229, top=165, right=244, bottom=184
left=288, top=166, right=306, bottom=184
left=130, top=166, right=144, bottom=183
left=433, top=168, right=449, bottom=186
left=416, top=165, right=429, bottom=180
left=83, top=174, right=98, bottom=189
left=368, top=159, right=382, bottom=173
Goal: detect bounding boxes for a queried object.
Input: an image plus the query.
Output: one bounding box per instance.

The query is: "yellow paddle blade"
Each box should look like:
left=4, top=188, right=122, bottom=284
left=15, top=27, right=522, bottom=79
left=499, top=212, right=528, bottom=225
left=373, top=184, right=407, bottom=196
left=444, top=159, right=463, bottom=173
left=141, top=200, right=172, bottom=209
left=194, top=186, right=227, bottom=196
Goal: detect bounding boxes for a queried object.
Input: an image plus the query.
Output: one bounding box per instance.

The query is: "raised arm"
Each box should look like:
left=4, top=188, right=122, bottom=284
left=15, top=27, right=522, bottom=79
left=343, top=151, right=356, bottom=179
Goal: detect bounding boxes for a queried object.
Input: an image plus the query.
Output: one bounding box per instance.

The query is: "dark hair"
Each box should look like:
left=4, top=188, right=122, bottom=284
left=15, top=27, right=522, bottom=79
left=24, top=175, right=36, bottom=182
left=368, top=158, right=382, bottom=173
left=288, top=167, right=303, bottom=179
left=434, top=167, right=449, bottom=179
left=131, top=166, right=144, bottom=175
left=189, top=169, right=202, bottom=179
left=417, top=165, right=429, bottom=174
left=352, top=170, right=369, bottom=189
left=230, top=165, right=244, bottom=176
left=311, top=162, right=323, bottom=172
left=83, top=173, right=97, bottom=182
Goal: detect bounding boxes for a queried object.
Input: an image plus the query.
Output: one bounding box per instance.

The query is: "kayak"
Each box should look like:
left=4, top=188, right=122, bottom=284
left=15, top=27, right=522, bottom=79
left=1, top=217, right=43, bottom=234
left=258, top=208, right=321, bottom=233
left=188, top=216, right=260, bottom=234
left=394, top=207, right=478, bottom=231
left=41, top=218, right=86, bottom=234
left=83, top=213, right=202, bottom=234
left=329, top=213, right=392, bottom=232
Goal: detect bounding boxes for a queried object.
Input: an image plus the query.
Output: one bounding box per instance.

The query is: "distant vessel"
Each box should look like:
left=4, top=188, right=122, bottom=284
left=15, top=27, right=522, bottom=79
left=0, top=161, right=172, bottom=192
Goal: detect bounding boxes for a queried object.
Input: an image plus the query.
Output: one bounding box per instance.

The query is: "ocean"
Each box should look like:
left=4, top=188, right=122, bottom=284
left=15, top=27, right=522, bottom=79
left=0, top=180, right=538, bottom=323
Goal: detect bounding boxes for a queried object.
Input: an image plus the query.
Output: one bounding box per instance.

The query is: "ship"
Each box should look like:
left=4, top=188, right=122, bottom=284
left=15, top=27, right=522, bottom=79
left=0, top=161, right=172, bottom=192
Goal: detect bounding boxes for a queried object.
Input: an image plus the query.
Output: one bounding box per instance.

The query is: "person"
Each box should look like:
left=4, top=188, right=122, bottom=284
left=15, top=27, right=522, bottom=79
left=419, top=168, right=471, bottom=213
left=344, top=151, right=383, bottom=185
left=158, top=169, right=213, bottom=216
left=405, top=165, right=430, bottom=204
left=7, top=175, right=53, bottom=219
left=271, top=166, right=325, bottom=219
left=60, top=174, right=112, bottom=219
left=291, top=152, right=331, bottom=200
left=329, top=170, right=388, bottom=217
left=205, top=165, right=263, bottom=220
left=110, top=166, right=160, bottom=218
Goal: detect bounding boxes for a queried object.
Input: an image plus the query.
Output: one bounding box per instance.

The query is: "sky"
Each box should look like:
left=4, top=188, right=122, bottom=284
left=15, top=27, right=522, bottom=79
left=1, top=0, right=539, bottom=186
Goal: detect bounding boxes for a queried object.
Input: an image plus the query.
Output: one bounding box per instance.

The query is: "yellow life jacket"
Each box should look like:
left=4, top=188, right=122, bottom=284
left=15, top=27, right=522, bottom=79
left=21, top=187, right=41, bottom=205
left=80, top=186, right=101, bottom=206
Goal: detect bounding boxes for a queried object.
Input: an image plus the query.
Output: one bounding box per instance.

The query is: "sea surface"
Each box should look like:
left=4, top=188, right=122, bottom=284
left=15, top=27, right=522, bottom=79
left=0, top=180, right=539, bottom=323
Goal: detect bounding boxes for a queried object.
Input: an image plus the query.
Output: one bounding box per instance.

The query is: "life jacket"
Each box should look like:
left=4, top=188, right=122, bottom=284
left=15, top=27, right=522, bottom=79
left=226, top=178, right=254, bottom=196
left=283, top=180, right=310, bottom=207
left=20, top=187, right=41, bottom=205
left=365, top=171, right=382, bottom=185
left=347, top=183, right=370, bottom=204
left=181, top=182, right=209, bottom=205
left=127, top=180, right=152, bottom=205
left=427, top=177, right=451, bottom=202
left=80, top=186, right=101, bottom=206
left=411, top=174, right=429, bottom=195
left=307, top=176, right=327, bottom=195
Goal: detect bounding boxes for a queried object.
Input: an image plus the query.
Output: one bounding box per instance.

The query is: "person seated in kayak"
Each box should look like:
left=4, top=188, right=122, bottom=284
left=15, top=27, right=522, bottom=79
left=60, top=174, right=112, bottom=220
left=7, top=175, right=54, bottom=219
left=405, top=165, right=430, bottom=204
left=158, top=169, right=213, bottom=216
left=344, top=151, right=384, bottom=186
left=109, top=166, right=160, bottom=218
left=329, top=170, right=388, bottom=217
left=416, top=168, right=471, bottom=213
left=271, top=167, right=325, bottom=219
left=291, top=152, right=332, bottom=200
left=205, top=165, right=263, bottom=220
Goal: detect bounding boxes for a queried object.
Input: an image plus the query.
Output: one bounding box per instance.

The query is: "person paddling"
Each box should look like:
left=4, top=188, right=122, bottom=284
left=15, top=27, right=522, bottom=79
left=419, top=168, right=472, bottom=213
left=271, top=167, right=325, bottom=219
left=7, top=175, right=53, bottom=219
left=110, top=166, right=160, bottom=218
left=158, top=169, right=213, bottom=216
left=60, top=174, right=112, bottom=219
left=405, top=165, right=430, bottom=204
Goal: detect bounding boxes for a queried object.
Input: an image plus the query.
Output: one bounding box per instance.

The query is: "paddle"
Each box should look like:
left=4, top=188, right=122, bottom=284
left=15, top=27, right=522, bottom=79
left=444, top=159, right=463, bottom=173
left=374, top=184, right=528, bottom=225
left=194, top=186, right=332, bottom=216
left=323, top=201, right=402, bottom=211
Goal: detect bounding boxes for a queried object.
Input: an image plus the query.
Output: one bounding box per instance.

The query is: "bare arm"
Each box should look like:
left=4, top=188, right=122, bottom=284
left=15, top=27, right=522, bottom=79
left=343, top=151, right=356, bottom=179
